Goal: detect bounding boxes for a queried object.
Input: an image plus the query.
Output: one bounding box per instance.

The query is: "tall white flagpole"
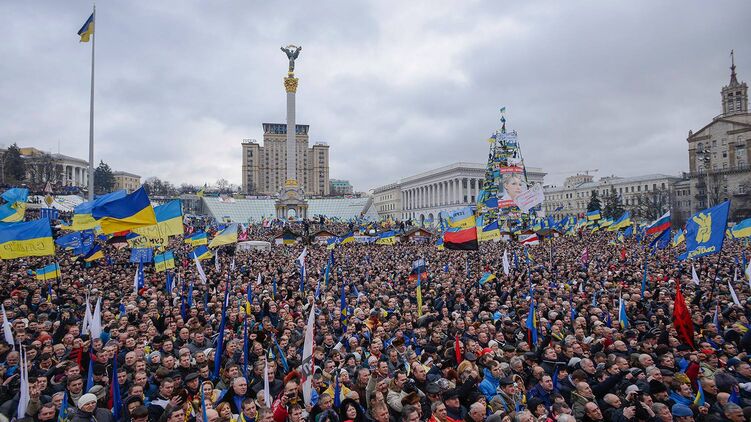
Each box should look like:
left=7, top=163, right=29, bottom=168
left=87, top=4, right=96, bottom=201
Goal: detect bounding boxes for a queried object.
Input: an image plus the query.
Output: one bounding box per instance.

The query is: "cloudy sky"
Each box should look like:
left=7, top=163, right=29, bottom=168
left=1, top=1, right=749, bottom=191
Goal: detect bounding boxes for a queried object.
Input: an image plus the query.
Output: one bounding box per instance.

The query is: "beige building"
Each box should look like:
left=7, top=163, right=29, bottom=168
left=15, top=147, right=90, bottom=188
left=241, top=123, right=330, bottom=196
left=113, top=171, right=141, bottom=193
left=372, top=183, right=402, bottom=220
left=687, top=54, right=751, bottom=219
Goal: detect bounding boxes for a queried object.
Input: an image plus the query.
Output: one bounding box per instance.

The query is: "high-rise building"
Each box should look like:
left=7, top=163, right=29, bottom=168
left=241, top=123, right=329, bottom=196
left=687, top=52, right=751, bottom=219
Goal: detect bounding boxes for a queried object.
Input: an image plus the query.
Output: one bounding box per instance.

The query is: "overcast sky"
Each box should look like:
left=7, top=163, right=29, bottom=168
left=1, top=1, right=749, bottom=191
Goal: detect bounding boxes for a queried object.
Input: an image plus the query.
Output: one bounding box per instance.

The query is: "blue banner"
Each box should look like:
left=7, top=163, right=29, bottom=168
left=685, top=201, right=730, bottom=259
left=130, top=248, right=153, bottom=263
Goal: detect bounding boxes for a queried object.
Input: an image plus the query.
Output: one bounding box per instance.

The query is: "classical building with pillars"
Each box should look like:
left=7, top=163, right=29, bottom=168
left=372, top=162, right=545, bottom=222
left=16, top=147, right=90, bottom=188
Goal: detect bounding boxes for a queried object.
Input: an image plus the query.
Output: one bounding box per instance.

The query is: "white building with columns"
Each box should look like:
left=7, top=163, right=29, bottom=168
left=372, top=162, right=545, bottom=223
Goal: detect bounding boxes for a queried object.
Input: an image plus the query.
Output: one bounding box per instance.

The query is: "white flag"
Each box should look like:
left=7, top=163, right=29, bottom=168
left=301, top=303, right=316, bottom=406
left=729, top=281, right=742, bottom=306
left=1, top=305, right=14, bottom=348
left=194, top=253, right=208, bottom=284
left=230, top=258, right=236, bottom=272
left=215, top=253, right=221, bottom=273
left=745, top=259, right=751, bottom=282
left=296, top=247, right=308, bottom=268
left=502, top=250, right=510, bottom=276
left=81, top=298, right=92, bottom=337
left=691, top=264, right=700, bottom=286
left=89, top=298, right=102, bottom=340
left=17, top=346, right=29, bottom=418
left=256, top=273, right=262, bottom=286
left=263, top=360, right=271, bottom=407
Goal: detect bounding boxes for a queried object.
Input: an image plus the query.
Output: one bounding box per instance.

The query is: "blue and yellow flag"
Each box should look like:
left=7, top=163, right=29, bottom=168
left=92, top=187, right=157, bottom=234
left=731, top=218, right=751, bottom=238
left=586, top=210, right=601, bottom=221
left=478, top=272, right=497, bottom=286
left=326, top=237, right=339, bottom=250
left=0, top=202, right=27, bottom=223
left=608, top=212, right=631, bottom=231
left=339, top=232, right=355, bottom=244
left=375, top=230, right=396, bottom=245
left=479, top=221, right=501, bottom=242
left=672, top=230, right=685, bottom=247
left=209, top=223, right=238, bottom=248
left=192, top=245, right=212, bottom=261
left=78, top=13, right=95, bottom=42
left=685, top=201, right=730, bottom=260
left=618, top=295, right=629, bottom=329
left=35, top=263, right=61, bottom=280
left=155, top=251, right=176, bottom=272
left=133, top=200, right=183, bottom=239
left=83, top=244, right=104, bottom=262
left=66, top=190, right=127, bottom=231
left=185, top=231, right=208, bottom=246
left=0, top=219, right=55, bottom=259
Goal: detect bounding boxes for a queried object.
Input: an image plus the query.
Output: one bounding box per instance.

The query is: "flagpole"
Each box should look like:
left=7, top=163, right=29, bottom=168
left=87, top=4, right=96, bottom=201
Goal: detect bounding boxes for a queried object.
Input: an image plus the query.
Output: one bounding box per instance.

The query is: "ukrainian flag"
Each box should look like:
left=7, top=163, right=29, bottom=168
left=672, top=230, right=685, bottom=247
left=66, top=190, right=127, bottom=231
left=479, top=221, right=501, bottom=242
left=0, top=219, right=55, bottom=259
left=607, top=212, right=631, bottom=231
left=155, top=251, right=176, bottom=272
left=35, top=263, right=61, bottom=280
left=282, top=232, right=297, bottom=245
left=375, top=230, right=396, bottom=245
left=339, top=232, right=355, bottom=244
left=192, top=245, right=212, bottom=261
left=83, top=244, right=104, bottom=262
left=731, top=218, right=751, bottom=238
left=92, top=187, right=157, bottom=234
left=586, top=210, right=601, bottom=221
left=0, top=202, right=27, bottom=223
left=478, top=272, right=496, bottom=286
left=185, top=231, right=208, bottom=246
left=618, top=296, right=629, bottom=329
left=78, top=13, right=94, bottom=42
left=326, top=237, right=339, bottom=250
left=209, top=223, right=238, bottom=248
left=133, top=200, right=184, bottom=239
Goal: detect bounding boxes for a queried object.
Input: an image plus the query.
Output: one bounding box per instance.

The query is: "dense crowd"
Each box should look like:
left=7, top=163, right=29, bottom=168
left=2, top=220, right=751, bottom=422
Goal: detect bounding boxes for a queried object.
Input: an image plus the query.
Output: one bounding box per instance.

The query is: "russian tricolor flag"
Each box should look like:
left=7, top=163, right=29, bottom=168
left=646, top=211, right=670, bottom=235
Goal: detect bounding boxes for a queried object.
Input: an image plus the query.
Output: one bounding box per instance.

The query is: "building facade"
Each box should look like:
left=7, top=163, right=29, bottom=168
left=113, top=171, right=141, bottom=193
left=687, top=55, right=751, bottom=219
left=372, top=183, right=402, bottom=220
left=543, top=173, right=683, bottom=221
left=330, top=179, right=353, bottom=195
left=241, top=123, right=330, bottom=196
left=15, top=147, right=90, bottom=188
left=372, top=162, right=545, bottom=222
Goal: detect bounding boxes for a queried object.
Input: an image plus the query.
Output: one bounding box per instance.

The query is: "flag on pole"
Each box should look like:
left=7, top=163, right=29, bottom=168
left=618, top=294, right=629, bottom=329
left=194, top=251, right=208, bottom=284
left=673, top=282, right=694, bottom=348
left=416, top=270, right=423, bottom=317
left=646, top=211, right=671, bottom=235
left=301, top=303, right=315, bottom=406
left=1, top=305, right=14, bottom=348
left=89, top=298, right=102, bottom=340
left=263, top=359, right=272, bottom=407
left=691, top=264, right=700, bottom=286
left=77, top=13, right=95, bottom=42
left=728, top=281, right=741, bottom=306
left=685, top=201, right=730, bottom=259
left=502, top=250, right=510, bottom=276
left=213, top=279, right=230, bottom=379
left=454, top=335, right=462, bottom=364
left=17, top=346, right=29, bottom=419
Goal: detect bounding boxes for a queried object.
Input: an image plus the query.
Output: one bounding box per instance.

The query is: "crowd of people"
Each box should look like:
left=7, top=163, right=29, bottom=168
left=1, top=218, right=751, bottom=422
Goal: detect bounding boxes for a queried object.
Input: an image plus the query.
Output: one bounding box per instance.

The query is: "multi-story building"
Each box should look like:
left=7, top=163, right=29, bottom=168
left=330, top=179, right=353, bottom=195
left=543, top=173, right=683, bottom=221
left=372, top=183, right=402, bottom=220
left=372, top=162, right=545, bottom=222
left=113, top=171, right=141, bottom=193
left=12, top=147, right=90, bottom=188
left=687, top=54, right=751, bottom=219
left=241, top=123, right=330, bottom=196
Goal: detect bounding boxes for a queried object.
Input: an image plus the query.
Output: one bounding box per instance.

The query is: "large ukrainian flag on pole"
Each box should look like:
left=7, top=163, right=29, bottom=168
left=209, top=223, right=238, bottom=248
left=0, top=219, right=55, bottom=259
left=78, top=13, right=95, bottom=42
left=91, top=187, right=157, bottom=234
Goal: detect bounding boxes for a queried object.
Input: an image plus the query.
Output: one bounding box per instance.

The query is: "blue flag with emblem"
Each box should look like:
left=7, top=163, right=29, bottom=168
left=685, top=201, right=730, bottom=260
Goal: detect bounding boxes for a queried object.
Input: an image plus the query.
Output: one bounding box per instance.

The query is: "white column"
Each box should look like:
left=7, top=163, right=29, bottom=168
left=431, top=184, right=435, bottom=207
